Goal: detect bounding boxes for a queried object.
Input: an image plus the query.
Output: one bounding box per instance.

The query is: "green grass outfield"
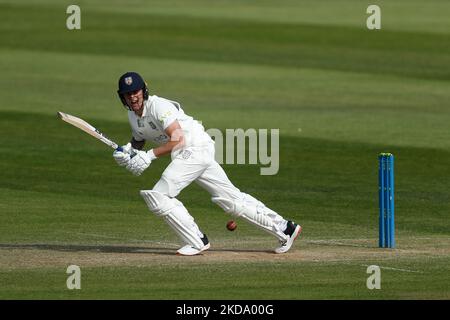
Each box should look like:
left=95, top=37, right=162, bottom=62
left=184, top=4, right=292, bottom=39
left=0, top=0, right=449, bottom=299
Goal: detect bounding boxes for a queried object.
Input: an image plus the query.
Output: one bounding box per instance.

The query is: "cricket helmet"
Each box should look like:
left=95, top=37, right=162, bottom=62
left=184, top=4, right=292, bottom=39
left=117, top=72, right=149, bottom=110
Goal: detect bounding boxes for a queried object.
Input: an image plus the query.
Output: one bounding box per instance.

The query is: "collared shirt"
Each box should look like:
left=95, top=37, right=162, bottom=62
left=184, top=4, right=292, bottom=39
left=128, top=95, right=212, bottom=147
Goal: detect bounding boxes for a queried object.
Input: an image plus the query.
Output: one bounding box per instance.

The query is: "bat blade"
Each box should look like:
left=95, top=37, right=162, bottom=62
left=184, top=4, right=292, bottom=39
left=57, top=111, right=118, bottom=149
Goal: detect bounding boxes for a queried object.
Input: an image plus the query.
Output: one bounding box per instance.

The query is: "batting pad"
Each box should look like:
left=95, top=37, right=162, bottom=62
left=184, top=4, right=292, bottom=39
left=212, top=196, right=287, bottom=242
left=164, top=213, right=205, bottom=250
left=140, top=190, right=205, bottom=249
left=140, top=190, right=177, bottom=216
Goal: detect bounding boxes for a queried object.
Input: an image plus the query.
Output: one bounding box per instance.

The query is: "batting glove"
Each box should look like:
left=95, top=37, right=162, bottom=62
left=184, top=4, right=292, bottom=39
left=125, top=149, right=157, bottom=176
left=113, top=143, right=133, bottom=167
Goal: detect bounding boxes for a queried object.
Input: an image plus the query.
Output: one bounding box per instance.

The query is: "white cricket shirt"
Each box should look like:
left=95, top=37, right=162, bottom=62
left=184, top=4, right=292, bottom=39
left=128, top=95, right=212, bottom=148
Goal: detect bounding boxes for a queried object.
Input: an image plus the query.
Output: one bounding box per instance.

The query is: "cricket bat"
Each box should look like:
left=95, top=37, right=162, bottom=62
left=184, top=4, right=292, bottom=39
left=57, top=111, right=119, bottom=150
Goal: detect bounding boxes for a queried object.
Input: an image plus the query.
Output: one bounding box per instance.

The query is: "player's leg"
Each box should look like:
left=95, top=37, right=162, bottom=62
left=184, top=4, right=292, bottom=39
left=140, top=151, right=209, bottom=256
left=195, top=147, right=301, bottom=253
left=140, top=189, right=209, bottom=255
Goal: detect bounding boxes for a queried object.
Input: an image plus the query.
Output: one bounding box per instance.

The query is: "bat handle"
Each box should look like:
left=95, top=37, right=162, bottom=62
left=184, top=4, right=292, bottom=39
left=115, top=146, right=137, bottom=158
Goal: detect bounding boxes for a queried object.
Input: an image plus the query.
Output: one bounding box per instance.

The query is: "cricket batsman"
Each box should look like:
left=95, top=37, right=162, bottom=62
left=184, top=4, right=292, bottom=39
left=113, top=72, right=302, bottom=255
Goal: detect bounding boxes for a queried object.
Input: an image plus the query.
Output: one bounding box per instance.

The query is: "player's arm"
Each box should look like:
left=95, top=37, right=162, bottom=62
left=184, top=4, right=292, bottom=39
left=114, top=131, right=144, bottom=167
left=130, top=137, right=145, bottom=150
left=151, top=120, right=184, bottom=158
left=116, top=100, right=182, bottom=175
left=114, top=121, right=183, bottom=176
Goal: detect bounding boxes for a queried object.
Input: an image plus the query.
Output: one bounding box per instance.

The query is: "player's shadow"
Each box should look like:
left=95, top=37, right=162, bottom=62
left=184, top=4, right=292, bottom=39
left=210, top=248, right=273, bottom=254
left=0, top=243, right=274, bottom=255
left=0, top=243, right=175, bottom=255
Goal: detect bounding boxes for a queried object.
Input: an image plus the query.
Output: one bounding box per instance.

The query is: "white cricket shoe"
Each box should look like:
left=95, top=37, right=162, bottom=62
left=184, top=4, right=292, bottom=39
left=176, top=235, right=210, bottom=256
left=275, top=221, right=302, bottom=254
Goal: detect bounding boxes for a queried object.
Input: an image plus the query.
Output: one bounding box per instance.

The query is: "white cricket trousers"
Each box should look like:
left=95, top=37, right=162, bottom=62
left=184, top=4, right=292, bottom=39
left=152, top=142, right=287, bottom=237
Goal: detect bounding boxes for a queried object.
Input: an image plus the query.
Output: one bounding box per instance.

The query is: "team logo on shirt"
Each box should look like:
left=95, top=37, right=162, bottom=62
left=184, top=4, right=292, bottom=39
left=181, top=150, right=192, bottom=160
left=159, top=111, right=172, bottom=124
left=137, top=119, right=144, bottom=127
left=154, top=134, right=168, bottom=143
left=149, top=121, right=156, bottom=129
left=124, top=76, right=133, bottom=85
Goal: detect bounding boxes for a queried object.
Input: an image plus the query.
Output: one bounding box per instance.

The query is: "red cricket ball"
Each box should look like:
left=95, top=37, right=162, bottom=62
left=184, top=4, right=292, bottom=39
left=226, top=220, right=237, bottom=231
